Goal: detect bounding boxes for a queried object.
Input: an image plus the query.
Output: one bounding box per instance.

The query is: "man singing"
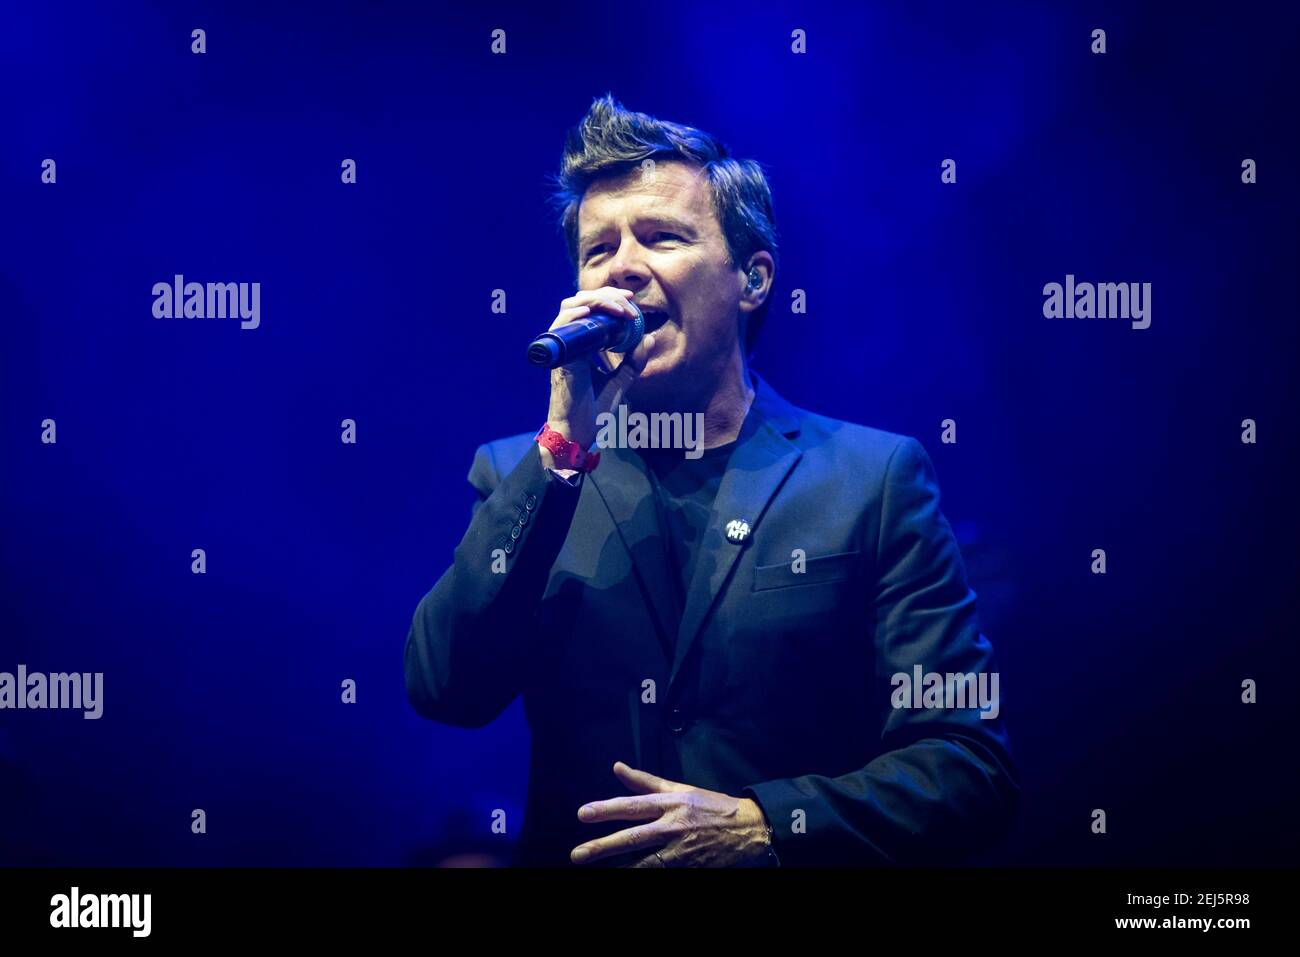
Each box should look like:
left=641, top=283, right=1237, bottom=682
left=404, top=94, right=1019, bottom=867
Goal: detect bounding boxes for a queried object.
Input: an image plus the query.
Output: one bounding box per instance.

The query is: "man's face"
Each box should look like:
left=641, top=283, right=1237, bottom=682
left=576, top=159, right=745, bottom=406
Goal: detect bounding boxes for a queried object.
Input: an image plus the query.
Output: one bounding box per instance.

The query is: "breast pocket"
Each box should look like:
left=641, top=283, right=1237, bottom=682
left=751, top=550, right=861, bottom=592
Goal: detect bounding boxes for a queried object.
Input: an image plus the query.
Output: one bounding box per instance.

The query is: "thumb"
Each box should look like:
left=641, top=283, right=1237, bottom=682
left=597, top=333, right=655, bottom=412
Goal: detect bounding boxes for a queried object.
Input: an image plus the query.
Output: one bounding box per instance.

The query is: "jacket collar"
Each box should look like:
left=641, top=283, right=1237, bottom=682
left=745, top=368, right=803, bottom=438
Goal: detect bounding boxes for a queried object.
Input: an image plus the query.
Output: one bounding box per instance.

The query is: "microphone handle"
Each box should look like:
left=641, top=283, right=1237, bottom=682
left=526, top=304, right=643, bottom=369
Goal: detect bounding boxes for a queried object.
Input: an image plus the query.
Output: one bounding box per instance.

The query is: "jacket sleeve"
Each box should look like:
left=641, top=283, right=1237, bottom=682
left=743, top=436, right=1020, bottom=865
left=404, top=440, right=582, bottom=728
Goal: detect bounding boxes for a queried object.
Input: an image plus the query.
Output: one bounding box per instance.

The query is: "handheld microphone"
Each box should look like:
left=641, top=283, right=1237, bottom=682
left=526, top=301, right=644, bottom=368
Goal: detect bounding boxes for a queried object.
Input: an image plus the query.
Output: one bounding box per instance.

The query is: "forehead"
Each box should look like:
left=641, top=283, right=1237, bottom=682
left=577, top=160, right=716, bottom=236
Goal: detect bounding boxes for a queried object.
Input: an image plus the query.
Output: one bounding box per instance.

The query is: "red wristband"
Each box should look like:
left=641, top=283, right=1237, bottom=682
left=535, top=423, right=600, bottom=472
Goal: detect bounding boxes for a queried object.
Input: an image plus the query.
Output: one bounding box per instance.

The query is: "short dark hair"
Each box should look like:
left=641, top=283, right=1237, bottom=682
left=550, top=94, right=779, bottom=357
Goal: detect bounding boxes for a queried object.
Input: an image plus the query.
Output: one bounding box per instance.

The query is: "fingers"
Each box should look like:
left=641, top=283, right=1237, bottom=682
left=546, top=304, right=592, bottom=333
left=571, top=822, right=668, bottom=865
left=578, top=794, right=670, bottom=823
left=628, top=848, right=674, bottom=868
left=552, top=287, right=636, bottom=331
left=612, top=761, right=686, bottom=794
left=559, top=287, right=636, bottom=311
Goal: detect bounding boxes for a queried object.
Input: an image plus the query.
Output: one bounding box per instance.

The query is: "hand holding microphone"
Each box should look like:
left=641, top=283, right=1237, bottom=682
left=527, top=289, right=646, bottom=369
left=536, top=287, right=657, bottom=463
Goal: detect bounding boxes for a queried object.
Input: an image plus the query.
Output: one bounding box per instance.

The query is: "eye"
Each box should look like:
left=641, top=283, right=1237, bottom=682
left=651, top=232, right=683, bottom=243
left=582, top=244, right=609, bottom=262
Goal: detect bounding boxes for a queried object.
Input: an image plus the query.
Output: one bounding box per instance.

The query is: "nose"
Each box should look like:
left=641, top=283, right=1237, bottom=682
left=602, top=233, right=650, bottom=292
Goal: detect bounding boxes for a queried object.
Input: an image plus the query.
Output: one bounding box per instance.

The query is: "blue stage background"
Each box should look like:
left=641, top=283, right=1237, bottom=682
left=2, top=1, right=1296, bottom=865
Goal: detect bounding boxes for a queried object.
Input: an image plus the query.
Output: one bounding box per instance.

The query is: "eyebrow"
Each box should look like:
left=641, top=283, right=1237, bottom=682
left=578, top=215, right=699, bottom=252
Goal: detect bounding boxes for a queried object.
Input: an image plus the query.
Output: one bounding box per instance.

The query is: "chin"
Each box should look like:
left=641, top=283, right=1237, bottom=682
left=638, top=347, right=686, bottom=384
left=629, top=355, right=691, bottom=407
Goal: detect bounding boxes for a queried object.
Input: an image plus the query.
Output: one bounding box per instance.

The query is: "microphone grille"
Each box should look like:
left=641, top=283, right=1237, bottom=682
left=607, top=302, right=644, bottom=353
left=527, top=338, right=561, bottom=367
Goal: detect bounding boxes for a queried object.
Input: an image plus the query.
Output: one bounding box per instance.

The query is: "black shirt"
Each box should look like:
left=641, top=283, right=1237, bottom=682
left=636, top=439, right=738, bottom=646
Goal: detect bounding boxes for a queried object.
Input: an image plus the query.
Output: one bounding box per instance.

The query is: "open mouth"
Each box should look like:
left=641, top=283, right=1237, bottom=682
left=638, top=308, right=671, bottom=334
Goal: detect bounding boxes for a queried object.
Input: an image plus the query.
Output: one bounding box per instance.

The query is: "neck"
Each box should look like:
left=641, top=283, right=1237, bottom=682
left=698, top=353, right=754, bottom=448
left=630, top=347, right=755, bottom=449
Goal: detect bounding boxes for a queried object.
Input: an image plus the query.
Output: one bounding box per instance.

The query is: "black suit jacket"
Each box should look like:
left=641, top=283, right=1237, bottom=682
left=405, top=372, right=1019, bottom=866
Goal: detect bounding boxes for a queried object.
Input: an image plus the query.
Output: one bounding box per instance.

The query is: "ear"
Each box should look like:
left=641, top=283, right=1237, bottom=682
left=737, top=252, right=774, bottom=315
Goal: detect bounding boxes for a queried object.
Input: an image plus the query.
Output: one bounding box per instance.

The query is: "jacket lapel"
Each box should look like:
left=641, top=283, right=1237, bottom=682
left=668, top=374, right=803, bottom=691
left=586, top=371, right=805, bottom=689
left=587, top=447, right=678, bottom=666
